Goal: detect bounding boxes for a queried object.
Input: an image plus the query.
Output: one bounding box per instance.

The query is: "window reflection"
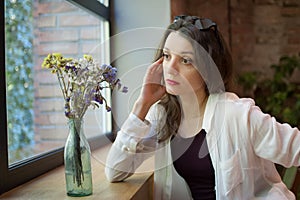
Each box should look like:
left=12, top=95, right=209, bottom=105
left=6, top=0, right=110, bottom=164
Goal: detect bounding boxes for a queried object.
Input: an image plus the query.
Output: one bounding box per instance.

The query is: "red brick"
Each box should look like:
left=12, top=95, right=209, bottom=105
left=254, top=5, right=282, bottom=24
left=31, top=141, right=65, bottom=153
left=35, top=70, right=58, bottom=84
left=36, top=127, right=68, bottom=140
left=81, top=42, right=102, bottom=55
left=39, top=30, right=79, bottom=43
left=231, top=0, right=254, bottom=8
left=253, top=44, right=281, bottom=65
left=171, top=0, right=187, bottom=20
left=281, top=45, right=300, bottom=54
left=288, top=35, right=300, bottom=44
left=34, top=114, right=50, bottom=126
left=283, top=0, right=300, bottom=7
left=49, top=114, right=67, bottom=125
left=80, top=28, right=102, bottom=40
left=281, top=7, right=300, bottom=17
left=36, top=99, right=64, bottom=112
left=283, top=18, right=300, bottom=33
left=37, top=2, right=77, bottom=15
left=37, top=16, right=56, bottom=28
left=37, top=42, right=78, bottom=55
left=35, top=85, right=62, bottom=98
left=59, top=15, right=100, bottom=27
left=254, top=0, right=282, bottom=5
left=255, top=25, right=283, bottom=44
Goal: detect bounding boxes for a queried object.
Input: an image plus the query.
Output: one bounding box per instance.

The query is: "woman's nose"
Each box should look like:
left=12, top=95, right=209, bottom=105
left=164, top=57, right=179, bottom=75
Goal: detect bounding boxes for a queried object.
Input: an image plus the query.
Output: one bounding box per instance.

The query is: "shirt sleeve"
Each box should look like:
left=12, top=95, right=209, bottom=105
left=249, top=105, right=300, bottom=168
left=105, top=112, right=157, bottom=182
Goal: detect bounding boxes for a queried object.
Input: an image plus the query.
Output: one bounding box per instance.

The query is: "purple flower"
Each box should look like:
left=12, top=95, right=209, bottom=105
left=103, top=71, right=117, bottom=83
left=43, top=53, right=128, bottom=119
left=121, top=86, right=128, bottom=93
left=106, top=105, right=111, bottom=112
left=93, top=93, right=103, bottom=104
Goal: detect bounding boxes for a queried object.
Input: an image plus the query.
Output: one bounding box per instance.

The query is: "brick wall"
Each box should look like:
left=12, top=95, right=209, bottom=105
left=33, top=0, right=108, bottom=145
left=171, top=0, right=300, bottom=93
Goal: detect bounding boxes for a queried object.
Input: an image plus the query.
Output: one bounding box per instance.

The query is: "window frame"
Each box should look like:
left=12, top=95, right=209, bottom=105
left=0, top=0, right=111, bottom=194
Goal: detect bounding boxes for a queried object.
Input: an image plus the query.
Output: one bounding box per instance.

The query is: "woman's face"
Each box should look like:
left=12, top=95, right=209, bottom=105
left=162, top=32, right=205, bottom=96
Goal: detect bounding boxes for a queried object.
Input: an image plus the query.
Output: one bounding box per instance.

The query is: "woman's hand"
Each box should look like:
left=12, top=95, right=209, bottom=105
left=132, top=57, right=166, bottom=120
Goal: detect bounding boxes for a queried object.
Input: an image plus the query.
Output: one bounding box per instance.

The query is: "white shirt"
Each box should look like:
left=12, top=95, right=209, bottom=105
left=105, top=92, right=300, bottom=199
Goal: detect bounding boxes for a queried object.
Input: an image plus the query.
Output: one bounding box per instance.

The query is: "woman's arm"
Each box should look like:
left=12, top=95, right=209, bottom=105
left=132, top=57, right=165, bottom=120
left=105, top=58, right=165, bottom=182
left=105, top=113, right=156, bottom=182
left=249, top=105, right=300, bottom=167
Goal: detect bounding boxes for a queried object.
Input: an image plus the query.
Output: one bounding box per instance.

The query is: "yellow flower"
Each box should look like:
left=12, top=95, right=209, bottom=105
left=52, top=53, right=62, bottom=60
left=84, top=54, right=93, bottom=62
left=42, top=59, right=50, bottom=68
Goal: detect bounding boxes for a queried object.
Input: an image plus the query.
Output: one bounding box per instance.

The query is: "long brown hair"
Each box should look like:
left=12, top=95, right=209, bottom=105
left=155, top=15, right=233, bottom=142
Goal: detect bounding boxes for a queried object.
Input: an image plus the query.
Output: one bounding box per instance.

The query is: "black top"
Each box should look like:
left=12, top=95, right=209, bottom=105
left=171, top=129, right=216, bottom=200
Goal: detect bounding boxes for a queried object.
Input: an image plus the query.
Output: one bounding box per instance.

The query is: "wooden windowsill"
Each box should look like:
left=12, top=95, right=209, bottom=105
left=0, top=145, right=154, bottom=200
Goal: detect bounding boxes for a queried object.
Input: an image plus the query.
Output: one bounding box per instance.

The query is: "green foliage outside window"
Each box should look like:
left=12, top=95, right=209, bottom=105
left=5, top=0, right=34, bottom=155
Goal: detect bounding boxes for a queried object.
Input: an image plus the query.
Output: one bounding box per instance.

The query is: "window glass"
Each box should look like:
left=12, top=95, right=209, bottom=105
left=5, top=0, right=110, bottom=165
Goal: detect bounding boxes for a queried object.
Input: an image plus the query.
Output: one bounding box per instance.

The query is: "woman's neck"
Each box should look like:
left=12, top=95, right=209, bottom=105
left=179, top=90, right=208, bottom=119
left=177, top=90, right=208, bottom=138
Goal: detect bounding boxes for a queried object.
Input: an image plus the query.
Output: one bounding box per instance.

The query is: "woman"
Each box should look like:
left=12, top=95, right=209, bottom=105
left=105, top=15, right=300, bottom=200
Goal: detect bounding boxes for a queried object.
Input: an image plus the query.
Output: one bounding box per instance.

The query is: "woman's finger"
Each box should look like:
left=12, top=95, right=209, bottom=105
left=148, top=57, right=163, bottom=74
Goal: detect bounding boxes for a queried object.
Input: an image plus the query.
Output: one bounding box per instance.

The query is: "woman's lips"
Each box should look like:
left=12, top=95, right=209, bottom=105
left=165, top=79, right=179, bottom=85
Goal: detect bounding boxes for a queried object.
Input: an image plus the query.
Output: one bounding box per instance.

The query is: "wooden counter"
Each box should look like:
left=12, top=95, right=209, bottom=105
left=0, top=145, right=154, bottom=200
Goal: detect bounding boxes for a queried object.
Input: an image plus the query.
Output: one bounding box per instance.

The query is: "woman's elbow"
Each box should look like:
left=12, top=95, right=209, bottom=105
left=105, top=167, right=120, bottom=182
left=105, top=166, right=132, bottom=183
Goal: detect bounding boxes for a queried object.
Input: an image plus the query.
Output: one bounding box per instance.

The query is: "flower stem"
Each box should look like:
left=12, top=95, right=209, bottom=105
left=71, top=118, right=84, bottom=187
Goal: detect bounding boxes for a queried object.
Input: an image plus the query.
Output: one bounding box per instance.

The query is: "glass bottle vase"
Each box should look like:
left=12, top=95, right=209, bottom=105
left=64, top=118, right=93, bottom=196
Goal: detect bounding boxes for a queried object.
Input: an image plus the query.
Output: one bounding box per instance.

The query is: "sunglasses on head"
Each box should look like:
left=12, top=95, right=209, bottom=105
left=173, top=15, right=217, bottom=31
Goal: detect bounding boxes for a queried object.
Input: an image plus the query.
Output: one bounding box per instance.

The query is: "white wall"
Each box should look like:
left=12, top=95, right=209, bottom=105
left=110, top=0, right=171, bottom=128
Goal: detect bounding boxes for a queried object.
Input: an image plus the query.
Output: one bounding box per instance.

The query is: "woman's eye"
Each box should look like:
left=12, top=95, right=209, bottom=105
left=162, top=53, right=170, bottom=60
left=182, top=57, right=192, bottom=64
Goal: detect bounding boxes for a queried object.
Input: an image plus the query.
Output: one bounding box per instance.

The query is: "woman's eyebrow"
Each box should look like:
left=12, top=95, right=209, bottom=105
left=180, top=51, right=194, bottom=56
left=163, top=47, right=194, bottom=56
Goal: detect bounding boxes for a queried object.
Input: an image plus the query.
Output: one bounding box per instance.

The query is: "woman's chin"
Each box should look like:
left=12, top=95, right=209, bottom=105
left=166, top=88, right=178, bottom=96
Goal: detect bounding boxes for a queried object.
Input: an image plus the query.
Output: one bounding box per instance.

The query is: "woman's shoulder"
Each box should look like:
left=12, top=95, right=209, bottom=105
left=203, top=92, right=255, bottom=133
left=210, top=92, right=257, bottom=116
left=213, top=92, right=255, bottom=106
